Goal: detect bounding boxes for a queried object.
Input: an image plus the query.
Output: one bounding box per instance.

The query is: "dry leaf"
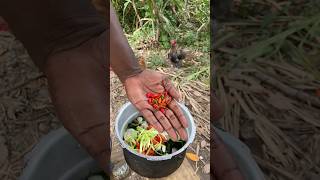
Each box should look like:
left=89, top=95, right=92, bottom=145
left=202, top=164, right=210, bottom=174
left=186, top=152, right=199, bottom=161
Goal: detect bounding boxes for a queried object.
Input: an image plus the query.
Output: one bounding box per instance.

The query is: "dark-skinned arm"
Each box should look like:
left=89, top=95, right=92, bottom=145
left=109, top=4, right=142, bottom=83
left=0, top=0, right=111, bottom=175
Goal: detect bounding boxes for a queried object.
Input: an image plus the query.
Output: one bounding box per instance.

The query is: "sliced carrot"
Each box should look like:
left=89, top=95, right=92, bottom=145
left=146, top=148, right=155, bottom=156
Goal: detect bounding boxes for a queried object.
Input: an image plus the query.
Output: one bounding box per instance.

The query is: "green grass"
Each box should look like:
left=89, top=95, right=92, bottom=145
left=112, top=0, right=210, bottom=84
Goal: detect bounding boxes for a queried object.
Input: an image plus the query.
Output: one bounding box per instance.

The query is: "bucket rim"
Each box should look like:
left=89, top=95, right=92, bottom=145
left=115, top=102, right=196, bottom=161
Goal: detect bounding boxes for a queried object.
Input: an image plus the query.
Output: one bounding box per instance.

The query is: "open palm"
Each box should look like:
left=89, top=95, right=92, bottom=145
left=124, top=70, right=188, bottom=141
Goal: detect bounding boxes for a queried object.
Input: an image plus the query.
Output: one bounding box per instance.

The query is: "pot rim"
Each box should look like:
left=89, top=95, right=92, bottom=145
left=115, top=102, right=196, bottom=161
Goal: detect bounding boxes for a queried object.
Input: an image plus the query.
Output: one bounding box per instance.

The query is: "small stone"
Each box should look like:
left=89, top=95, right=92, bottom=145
left=200, top=156, right=203, bottom=160
left=112, top=162, right=130, bottom=180
left=87, top=175, right=104, bottom=180
left=202, top=164, right=210, bottom=174
left=200, top=140, right=207, bottom=148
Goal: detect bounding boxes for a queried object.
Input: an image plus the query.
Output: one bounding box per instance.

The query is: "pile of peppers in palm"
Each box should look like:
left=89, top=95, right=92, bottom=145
left=124, top=116, right=186, bottom=156
left=146, top=91, right=172, bottom=113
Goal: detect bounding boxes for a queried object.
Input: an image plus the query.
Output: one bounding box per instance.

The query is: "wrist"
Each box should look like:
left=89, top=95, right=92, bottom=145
left=122, top=69, right=144, bottom=85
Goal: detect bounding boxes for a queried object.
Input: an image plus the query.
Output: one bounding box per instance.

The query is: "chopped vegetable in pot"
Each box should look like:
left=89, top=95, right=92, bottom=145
left=123, top=116, right=186, bottom=156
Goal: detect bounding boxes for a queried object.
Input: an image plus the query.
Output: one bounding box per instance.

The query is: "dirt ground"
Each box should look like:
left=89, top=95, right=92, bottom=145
left=0, top=32, right=62, bottom=179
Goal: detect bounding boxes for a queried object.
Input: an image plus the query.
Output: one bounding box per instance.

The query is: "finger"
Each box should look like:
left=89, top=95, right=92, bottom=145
left=168, top=100, right=188, bottom=128
left=140, top=109, right=163, bottom=132
left=164, top=109, right=188, bottom=141
left=162, top=77, right=180, bottom=101
left=154, top=111, right=178, bottom=141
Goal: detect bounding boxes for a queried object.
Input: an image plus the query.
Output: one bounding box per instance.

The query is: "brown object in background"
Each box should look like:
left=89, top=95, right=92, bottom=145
left=168, top=39, right=186, bottom=68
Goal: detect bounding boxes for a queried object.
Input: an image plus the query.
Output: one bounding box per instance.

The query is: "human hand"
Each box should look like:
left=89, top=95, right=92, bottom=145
left=45, top=32, right=110, bottom=174
left=124, top=69, right=188, bottom=141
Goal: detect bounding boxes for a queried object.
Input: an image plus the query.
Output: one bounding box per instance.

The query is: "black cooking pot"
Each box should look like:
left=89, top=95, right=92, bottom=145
left=123, top=148, right=186, bottom=178
left=115, top=102, right=196, bottom=178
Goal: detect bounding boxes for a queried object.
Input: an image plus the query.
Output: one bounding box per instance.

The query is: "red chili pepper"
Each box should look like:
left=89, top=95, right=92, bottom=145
left=153, top=104, right=159, bottom=109
left=160, top=108, right=165, bottom=113
left=155, top=93, right=162, bottom=98
left=148, top=98, right=152, bottom=104
left=146, top=93, right=153, bottom=98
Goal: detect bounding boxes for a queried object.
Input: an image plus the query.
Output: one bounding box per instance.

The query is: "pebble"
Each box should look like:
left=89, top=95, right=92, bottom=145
left=112, top=162, right=130, bottom=180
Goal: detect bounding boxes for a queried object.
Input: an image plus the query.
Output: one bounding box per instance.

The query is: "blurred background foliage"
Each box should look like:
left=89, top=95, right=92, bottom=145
left=111, top=0, right=209, bottom=49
